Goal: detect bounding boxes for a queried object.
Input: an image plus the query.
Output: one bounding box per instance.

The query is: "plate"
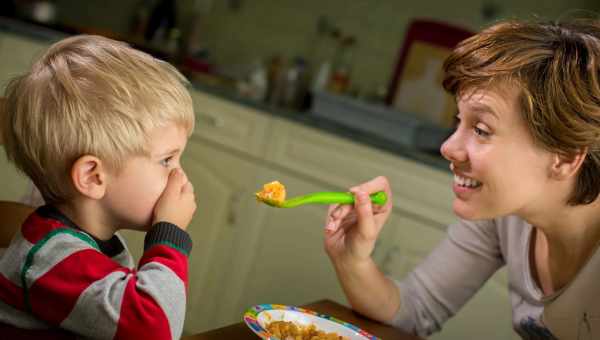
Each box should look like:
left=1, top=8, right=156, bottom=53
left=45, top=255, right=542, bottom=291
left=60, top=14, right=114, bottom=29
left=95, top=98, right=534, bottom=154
left=244, top=304, right=380, bottom=340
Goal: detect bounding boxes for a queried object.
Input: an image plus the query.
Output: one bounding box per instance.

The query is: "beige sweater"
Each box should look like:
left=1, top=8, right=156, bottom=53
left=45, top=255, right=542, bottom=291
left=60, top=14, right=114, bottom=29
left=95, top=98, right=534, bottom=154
left=389, top=215, right=598, bottom=339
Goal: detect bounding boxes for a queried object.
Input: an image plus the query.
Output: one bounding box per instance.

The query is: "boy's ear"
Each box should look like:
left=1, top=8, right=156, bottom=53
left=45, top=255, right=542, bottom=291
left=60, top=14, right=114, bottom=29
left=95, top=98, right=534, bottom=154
left=550, top=148, right=587, bottom=180
left=70, top=155, right=107, bottom=200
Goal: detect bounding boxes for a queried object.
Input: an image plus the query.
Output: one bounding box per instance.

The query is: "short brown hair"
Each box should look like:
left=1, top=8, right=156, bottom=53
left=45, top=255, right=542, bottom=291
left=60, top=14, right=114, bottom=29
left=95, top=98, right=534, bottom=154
left=1, top=35, right=194, bottom=203
left=443, top=19, right=600, bottom=205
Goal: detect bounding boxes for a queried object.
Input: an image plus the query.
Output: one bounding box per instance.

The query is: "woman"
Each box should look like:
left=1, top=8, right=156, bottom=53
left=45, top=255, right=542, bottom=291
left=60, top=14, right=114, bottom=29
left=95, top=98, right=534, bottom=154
left=324, top=19, right=600, bottom=340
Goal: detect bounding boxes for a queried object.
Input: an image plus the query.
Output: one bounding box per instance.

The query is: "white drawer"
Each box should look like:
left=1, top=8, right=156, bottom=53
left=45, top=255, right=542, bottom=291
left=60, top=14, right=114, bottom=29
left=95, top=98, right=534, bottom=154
left=265, top=118, right=456, bottom=227
left=190, top=90, right=272, bottom=158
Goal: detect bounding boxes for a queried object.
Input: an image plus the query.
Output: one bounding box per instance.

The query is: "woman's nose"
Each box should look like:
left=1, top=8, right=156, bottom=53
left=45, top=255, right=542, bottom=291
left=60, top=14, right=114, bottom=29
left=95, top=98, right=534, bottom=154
left=440, top=130, right=467, bottom=163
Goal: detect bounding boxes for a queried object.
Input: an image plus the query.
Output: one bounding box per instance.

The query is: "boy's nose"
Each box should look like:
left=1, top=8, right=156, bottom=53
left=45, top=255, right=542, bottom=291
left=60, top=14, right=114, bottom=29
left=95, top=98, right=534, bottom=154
left=440, top=130, right=467, bottom=163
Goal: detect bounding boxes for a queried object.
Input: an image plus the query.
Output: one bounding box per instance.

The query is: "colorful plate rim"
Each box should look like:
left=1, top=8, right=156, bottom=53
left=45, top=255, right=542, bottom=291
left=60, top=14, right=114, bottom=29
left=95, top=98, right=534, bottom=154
left=243, top=304, right=381, bottom=340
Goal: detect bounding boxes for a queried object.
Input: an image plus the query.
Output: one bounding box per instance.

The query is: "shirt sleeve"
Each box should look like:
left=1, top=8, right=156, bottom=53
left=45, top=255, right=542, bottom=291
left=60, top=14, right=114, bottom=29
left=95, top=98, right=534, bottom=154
left=22, top=222, right=192, bottom=340
left=387, top=219, right=504, bottom=336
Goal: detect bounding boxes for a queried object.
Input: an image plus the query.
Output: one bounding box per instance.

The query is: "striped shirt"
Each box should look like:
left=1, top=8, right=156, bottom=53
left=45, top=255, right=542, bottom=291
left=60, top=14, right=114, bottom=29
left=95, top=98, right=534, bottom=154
left=0, top=205, right=192, bottom=339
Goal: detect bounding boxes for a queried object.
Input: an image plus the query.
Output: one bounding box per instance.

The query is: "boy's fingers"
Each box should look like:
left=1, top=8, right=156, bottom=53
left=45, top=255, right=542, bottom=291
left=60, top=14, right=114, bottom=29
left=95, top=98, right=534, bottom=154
left=182, top=181, right=194, bottom=194
left=163, top=169, right=185, bottom=195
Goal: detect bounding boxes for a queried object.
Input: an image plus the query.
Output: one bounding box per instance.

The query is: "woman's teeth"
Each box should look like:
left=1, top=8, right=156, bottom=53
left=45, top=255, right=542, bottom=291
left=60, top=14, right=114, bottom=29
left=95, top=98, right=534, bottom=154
left=454, top=175, right=482, bottom=188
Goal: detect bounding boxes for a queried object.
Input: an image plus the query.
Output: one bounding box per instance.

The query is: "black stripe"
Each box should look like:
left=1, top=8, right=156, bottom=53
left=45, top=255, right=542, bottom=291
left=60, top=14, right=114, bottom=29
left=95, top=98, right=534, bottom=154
left=36, top=205, right=125, bottom=257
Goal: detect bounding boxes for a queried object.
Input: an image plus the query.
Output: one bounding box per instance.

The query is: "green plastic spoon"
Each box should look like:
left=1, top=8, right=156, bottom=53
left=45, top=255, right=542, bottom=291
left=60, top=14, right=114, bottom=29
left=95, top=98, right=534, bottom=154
left=257, top=191, right=388, bottom=208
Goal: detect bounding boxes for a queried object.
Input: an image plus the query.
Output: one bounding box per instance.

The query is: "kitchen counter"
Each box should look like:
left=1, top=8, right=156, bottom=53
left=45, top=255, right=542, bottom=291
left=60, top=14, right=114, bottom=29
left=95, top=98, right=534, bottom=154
left=0, top=16, right=449, bottom=172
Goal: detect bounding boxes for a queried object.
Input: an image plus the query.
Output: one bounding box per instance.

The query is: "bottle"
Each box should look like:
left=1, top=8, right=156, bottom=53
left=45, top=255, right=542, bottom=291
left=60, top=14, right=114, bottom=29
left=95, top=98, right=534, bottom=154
left=248, top=60, right=268, bottom=102
left=328, top=35, right=356, bottom=94
left=282, top=57, right=308, bottom=109
left=312, top=61, right=331, bottom=93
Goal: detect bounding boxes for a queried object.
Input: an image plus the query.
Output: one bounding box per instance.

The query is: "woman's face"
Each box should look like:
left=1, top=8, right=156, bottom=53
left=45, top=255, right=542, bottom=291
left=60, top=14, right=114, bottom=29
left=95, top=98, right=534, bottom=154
left=440, top=87, right=554, bottom=220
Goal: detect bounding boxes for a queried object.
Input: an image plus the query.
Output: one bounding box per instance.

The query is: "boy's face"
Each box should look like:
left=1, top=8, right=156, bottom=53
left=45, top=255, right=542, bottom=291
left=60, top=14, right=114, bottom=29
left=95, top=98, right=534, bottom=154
left=102, top=122, right=190, bottom=230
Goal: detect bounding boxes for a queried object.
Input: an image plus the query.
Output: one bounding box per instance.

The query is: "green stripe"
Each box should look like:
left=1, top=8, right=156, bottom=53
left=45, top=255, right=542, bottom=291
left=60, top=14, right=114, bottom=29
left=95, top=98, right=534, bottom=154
left=20, top=228, right=99, bottom=312
left=147, top=241, right=190, bottom=256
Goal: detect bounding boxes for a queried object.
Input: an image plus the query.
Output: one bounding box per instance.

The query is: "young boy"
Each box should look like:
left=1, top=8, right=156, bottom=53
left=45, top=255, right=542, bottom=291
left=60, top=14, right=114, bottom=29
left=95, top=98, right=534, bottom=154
left=0, top=34, right=196, bottom=339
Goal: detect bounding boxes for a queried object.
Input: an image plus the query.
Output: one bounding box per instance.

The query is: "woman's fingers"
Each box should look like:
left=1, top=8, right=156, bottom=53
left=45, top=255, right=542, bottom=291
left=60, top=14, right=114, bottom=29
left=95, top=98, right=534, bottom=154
left=351, top=190, right=378, bottom=240
left=326, top=204, right=353, bottom=232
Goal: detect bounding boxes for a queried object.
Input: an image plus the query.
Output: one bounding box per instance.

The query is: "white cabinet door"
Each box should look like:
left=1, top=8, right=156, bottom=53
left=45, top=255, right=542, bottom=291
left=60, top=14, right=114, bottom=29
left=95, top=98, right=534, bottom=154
left=190, top=90, right=272, bottom=158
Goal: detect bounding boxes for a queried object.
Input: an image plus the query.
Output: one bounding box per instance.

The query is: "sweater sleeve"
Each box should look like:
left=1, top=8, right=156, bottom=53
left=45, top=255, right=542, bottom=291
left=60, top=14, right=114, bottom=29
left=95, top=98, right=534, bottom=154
left=21, top=222, right=192, bottom=340
left=387, top=219, right=504, bottom=337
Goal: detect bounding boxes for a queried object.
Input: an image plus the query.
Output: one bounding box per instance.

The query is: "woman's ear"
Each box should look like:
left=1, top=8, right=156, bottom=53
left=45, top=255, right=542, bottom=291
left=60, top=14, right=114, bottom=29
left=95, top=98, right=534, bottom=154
left=550, top=148, right=587, bottom=180
left=70, top=155, right=107, bottom=200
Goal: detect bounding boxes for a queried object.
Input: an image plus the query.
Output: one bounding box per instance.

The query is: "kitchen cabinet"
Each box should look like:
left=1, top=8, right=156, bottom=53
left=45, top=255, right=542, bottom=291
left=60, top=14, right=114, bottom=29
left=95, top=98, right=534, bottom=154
left=0, top=31, right=51, bottom=202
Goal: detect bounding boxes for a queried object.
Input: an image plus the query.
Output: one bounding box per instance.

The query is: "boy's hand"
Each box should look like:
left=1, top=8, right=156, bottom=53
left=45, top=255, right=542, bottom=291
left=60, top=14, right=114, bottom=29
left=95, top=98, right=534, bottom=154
left=153, top=168, right=196, bottom=230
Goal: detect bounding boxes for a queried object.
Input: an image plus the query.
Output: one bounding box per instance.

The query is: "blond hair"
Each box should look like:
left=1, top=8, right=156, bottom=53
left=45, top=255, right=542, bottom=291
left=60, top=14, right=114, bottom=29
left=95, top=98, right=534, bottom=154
left=443, top=19, right=600, bottom=205
left=1, top=35, right=194, bottom=203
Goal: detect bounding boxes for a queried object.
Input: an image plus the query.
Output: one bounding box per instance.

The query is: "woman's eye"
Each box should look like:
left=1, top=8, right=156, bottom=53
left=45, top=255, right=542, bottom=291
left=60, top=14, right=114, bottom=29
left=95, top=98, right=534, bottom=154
left=160, top=157, right=173, bottom=167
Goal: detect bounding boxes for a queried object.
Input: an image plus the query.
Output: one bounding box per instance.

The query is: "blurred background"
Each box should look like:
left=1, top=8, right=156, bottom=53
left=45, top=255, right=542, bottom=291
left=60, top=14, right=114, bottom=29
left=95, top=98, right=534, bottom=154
left=3, top=0, right=597, bottom=117
left=1, top=1, right=598, bottom=339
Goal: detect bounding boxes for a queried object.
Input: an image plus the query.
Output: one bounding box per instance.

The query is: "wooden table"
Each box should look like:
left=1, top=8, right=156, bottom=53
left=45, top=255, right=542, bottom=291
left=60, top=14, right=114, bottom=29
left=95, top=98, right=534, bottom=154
left=183, top=299, right=422, bottom=340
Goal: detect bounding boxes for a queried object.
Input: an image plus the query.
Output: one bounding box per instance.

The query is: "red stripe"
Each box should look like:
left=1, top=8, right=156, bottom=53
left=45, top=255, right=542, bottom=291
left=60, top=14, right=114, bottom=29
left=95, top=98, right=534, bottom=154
left=0, top=273, right=25, bottom=310
left=21, top=213, right=64, bottom=244
left=140, top=245, right=189, bottom=287
left=114, top=276, right=171, bottom=340
left=28, top=249, right=127, bottom=325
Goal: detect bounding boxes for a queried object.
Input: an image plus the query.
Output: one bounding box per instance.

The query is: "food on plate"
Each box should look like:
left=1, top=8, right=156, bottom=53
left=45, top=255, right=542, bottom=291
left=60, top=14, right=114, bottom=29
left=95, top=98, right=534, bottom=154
left=266, top=320, right=349, bottom=340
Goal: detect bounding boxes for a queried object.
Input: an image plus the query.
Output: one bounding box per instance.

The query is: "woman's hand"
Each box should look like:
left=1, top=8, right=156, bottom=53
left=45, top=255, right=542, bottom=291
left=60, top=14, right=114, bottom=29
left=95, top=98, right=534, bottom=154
left=324, top=176, right=393, bottom=265
left=153, top=168, right=196, bottom=230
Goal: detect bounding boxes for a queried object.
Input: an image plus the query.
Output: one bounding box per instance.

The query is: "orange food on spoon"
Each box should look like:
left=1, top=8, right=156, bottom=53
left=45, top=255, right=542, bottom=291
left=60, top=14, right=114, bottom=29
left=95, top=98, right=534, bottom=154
left=255, top=181, right=286, bottom=206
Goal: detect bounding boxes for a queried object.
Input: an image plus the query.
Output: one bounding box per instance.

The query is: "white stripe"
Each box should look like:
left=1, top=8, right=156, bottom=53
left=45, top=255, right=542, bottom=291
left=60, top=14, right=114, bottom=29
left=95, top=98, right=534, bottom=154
left=0, top=233, right=33, bottom=284
left=136, top=261, right=186, bottom=339
left=60, top=270, right=129, bottom=339
left=25, top=232, right=94, bottom=287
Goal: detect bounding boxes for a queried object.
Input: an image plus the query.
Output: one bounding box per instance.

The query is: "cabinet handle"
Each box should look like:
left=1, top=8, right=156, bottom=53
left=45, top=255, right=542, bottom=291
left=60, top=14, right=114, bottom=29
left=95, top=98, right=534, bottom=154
left=197, top=113, right=224, bottom=128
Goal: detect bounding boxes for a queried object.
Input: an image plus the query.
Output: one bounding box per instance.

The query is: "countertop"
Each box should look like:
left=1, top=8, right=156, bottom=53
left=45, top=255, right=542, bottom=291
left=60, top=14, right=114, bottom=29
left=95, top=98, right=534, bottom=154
left=0, top=16, right=449, bottom=172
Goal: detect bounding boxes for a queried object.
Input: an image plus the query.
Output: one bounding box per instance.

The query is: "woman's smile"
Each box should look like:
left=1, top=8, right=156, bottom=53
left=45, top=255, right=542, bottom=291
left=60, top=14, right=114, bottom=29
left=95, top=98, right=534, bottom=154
left=452, top=173, right=483, bottom=197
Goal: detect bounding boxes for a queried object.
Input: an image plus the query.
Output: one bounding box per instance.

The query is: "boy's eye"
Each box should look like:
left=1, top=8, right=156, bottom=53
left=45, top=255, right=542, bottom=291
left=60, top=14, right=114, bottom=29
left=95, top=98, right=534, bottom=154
left=160, top=157, right=173, bottom=167
left=474, top=126, right=490, bottom=137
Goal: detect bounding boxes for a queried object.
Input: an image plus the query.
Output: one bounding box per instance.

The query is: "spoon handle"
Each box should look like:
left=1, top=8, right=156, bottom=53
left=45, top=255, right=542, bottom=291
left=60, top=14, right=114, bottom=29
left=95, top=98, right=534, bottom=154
left=281, top=191, right=387, bottom=208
